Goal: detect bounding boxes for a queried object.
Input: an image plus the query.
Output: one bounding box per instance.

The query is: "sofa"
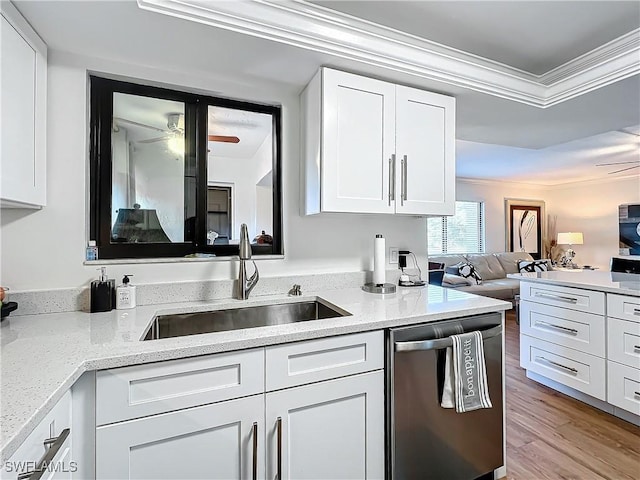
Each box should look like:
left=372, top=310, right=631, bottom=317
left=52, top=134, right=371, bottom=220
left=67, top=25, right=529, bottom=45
left=428, top=252, right=536, bottom=303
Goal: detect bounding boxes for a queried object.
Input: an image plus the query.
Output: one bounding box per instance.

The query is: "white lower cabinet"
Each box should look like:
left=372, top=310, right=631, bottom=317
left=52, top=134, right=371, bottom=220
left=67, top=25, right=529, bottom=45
left=266, top=371, right=384, bottom=480
left=96, top=394, right=265, bottom=480
left=94, top=332, right=385, bottom=480
left=1, top=392, right=72, bottom=480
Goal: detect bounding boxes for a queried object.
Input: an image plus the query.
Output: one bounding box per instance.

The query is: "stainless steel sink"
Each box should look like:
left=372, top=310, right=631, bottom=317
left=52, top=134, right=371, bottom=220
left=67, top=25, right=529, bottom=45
left=143, top=300, right=351, bottom=341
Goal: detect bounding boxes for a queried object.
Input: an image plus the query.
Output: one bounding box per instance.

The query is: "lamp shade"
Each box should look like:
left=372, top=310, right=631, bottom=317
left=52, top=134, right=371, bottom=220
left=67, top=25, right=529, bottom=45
left=557, top=232, right=584, bottom=245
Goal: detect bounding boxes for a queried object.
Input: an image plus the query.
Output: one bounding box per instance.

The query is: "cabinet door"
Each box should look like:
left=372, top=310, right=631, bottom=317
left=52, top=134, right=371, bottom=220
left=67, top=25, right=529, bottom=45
left=395, top=85, right=455, bottom=215
left=96, top=394, right=264, bottom=480
left=266, top=371, right=384, bottom=480
left=322, top=68, right=396, bottom=214
left=0, top=2, right=47, bottom=208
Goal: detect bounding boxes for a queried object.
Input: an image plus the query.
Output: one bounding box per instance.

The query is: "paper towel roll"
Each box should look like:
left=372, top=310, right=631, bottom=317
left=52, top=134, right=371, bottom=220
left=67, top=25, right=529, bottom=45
left=373, top=234, right=385, bottom=285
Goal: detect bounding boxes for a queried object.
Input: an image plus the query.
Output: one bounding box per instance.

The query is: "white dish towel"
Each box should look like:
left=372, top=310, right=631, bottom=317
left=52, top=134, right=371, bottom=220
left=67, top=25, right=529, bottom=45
left=441, top=330, right=492, bottom=413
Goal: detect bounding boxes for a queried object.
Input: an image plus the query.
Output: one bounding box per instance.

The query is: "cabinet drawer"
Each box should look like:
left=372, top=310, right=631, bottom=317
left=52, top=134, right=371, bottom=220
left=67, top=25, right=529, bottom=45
left=266, top=331, right=384, bottom=391
left=608, top=294, right=640, bottom=323
left=520, top=335, right=605, bottom=400
left=520, top=301, right=605, bottom=357
left=96, top=349, right=264, bottom=425
left=608, top=317, right=640, bottom=369
left=607, top=361, right=640, bottom=416
left=520, top=282, right=604, bottom=315
left=2, top=391, right=72, bottom=480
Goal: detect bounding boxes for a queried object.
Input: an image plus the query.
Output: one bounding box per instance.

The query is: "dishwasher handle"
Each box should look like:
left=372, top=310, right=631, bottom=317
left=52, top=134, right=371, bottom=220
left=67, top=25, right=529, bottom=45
left=394, top=325, right=502, bottom=352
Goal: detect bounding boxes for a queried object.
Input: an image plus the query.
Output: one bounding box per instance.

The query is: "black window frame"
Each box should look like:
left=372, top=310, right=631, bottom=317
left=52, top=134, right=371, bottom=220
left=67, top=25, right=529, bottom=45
left=89, top=76, right=283, bottom=259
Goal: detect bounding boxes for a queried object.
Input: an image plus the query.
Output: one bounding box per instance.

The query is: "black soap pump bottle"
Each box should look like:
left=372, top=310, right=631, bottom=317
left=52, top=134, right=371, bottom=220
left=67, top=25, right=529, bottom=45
left=90, top=267, right=116, bottom=313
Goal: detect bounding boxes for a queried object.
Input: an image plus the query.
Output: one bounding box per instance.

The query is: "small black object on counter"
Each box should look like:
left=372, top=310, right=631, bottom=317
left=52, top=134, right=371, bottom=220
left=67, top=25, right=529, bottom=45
left=91, top=267, right=116, bottom=313
left=1, top=302, right=18, bottom=320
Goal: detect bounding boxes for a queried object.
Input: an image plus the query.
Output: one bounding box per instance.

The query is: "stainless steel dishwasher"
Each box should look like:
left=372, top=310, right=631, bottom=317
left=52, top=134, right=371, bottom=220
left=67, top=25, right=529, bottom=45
left=387, top=313, right=503, bottom=480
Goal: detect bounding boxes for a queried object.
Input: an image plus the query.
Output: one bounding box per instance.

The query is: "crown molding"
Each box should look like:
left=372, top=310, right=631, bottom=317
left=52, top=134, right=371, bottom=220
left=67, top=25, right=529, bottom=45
left=137, top=0, right=640, bottom=108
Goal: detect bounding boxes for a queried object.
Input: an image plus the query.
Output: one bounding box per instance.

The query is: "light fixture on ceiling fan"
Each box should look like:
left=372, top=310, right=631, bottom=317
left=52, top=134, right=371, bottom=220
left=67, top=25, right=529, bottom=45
left=114, top=113, right=241, bottom=153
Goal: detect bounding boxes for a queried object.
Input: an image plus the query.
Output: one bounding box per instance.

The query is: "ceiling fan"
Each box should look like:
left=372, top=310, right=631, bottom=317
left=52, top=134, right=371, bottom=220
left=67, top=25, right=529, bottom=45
left=595, top=129, right=639, bottom=174
left=114, top=114, right=240, bottom=144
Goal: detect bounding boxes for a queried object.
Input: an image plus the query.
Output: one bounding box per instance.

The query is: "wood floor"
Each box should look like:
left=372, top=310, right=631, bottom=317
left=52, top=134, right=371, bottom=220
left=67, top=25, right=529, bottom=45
left=502, top=310, right=640, bottom=480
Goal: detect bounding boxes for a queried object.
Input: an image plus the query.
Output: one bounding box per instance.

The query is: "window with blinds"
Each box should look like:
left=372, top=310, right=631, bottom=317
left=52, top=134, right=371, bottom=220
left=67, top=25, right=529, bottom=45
left=428, top=201, right=484, bottom=254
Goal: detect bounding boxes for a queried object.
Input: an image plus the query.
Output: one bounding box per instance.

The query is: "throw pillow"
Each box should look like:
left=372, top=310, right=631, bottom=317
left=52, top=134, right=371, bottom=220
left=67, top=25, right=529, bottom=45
left=456, top=261, right=483, bottom=285
left=518, top=259, right=551, bottom=273
left=442, top=273, right=474, bottom=286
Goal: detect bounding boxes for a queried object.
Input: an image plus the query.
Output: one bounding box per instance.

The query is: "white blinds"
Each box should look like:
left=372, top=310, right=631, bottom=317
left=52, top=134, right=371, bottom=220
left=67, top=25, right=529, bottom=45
left=428, top=201, right=484, bottom=254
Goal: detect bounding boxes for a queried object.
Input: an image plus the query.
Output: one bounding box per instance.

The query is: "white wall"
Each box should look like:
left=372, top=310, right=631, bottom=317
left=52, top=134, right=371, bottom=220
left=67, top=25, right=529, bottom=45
left=454, top=176, right=640, bottom=270
left=455, top=179, right=547, bottom=254
left=547, top=176, right=640, bottom=269
left=0, top=51, right=428, bottom=290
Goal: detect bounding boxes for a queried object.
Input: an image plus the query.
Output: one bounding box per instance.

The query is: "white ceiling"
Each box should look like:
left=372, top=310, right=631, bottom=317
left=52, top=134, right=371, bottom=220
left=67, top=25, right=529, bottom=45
left=313, top=1, right=640, bottom=75
left=112, top=94, right=272, bottom=159
left=13, top=0, right=640, bottom=185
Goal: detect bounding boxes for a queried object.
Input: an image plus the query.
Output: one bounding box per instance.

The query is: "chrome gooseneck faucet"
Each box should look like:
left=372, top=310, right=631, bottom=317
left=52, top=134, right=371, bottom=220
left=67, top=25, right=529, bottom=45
left=237, top=223, right=259, bottom=300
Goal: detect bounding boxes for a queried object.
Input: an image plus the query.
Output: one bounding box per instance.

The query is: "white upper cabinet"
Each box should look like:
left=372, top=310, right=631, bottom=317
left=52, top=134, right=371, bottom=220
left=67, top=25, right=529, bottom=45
left=1, top=2, right=47, bottom=208
left=302, top=67, right=455, bottom=216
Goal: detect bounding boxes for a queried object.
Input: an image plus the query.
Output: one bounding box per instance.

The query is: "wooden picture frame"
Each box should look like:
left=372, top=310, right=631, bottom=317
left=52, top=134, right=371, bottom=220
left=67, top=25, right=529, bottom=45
left=505, top=199, right=546, bottom=260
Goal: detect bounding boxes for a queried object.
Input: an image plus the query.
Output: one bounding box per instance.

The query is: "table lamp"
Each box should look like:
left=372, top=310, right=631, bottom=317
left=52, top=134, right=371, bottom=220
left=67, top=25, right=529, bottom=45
left=557, top=232, right=584, bottom=268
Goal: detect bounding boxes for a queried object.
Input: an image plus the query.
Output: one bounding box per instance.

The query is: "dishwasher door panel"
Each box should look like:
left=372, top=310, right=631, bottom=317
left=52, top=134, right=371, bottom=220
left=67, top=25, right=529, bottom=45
left=389, top=314, right=503, bottom=480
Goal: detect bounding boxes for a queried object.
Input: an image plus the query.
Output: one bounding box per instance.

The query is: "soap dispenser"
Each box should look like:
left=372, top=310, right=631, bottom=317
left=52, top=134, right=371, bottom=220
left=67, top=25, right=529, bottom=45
left=90, top=267, right=116, bottom=313
left=116, top=275, right=136, bottom=310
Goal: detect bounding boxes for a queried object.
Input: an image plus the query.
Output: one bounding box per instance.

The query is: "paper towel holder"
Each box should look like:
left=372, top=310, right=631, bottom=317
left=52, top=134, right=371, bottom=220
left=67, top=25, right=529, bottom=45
left=362, top=233, right=396, bottom=294
left=362, top=283, right=397, bottom=294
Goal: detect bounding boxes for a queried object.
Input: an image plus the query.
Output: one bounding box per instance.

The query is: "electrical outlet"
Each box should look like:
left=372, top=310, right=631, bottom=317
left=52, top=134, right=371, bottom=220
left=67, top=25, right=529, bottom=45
left=389, top=247, right=399, bottom=264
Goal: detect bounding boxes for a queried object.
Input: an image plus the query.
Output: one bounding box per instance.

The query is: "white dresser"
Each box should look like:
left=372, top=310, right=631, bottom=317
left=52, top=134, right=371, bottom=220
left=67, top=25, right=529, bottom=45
left=516, top=272, right=640, bottom=423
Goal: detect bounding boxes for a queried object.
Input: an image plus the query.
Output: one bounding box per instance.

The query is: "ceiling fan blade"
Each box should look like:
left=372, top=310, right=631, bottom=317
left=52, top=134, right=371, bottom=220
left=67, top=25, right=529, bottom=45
left=114, top=117, right=167, bottom=133
left=138, top=136, right=172, bottom=144
left=596, top=160, right=640, bottom=166
left=208, top=135, right=240, bottom=143
left=608, top=165, right=640, bottom=174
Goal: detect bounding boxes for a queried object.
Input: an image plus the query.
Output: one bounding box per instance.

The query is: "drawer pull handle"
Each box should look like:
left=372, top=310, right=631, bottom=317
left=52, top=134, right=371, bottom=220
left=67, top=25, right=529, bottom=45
left=634, top=345, right=640, bottom=352
left=276, top=416, right=282, bottom=480
left=17, top=428, right=70, bottom=480
left=534, top=292, right=578, bottom=304
left=535, top=320, right=578, bottom=335
left=535, top=356, right=578, bottom=375
left=634, top=391, right=640, bottom=399
left=633, top=308, right=640, bottom=316
left=252, top=422, right=258, bottom=480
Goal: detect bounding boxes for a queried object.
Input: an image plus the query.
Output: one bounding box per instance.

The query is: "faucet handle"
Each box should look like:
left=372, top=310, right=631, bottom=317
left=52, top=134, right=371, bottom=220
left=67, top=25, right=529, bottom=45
left=289, top=284, right=302, bottom=296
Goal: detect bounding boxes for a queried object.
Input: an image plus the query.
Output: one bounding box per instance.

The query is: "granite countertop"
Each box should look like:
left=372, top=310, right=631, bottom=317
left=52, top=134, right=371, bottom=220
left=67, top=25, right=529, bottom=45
left=0, top=285, right=509, bottom=461
left=507, top=270, right=640, bottom=296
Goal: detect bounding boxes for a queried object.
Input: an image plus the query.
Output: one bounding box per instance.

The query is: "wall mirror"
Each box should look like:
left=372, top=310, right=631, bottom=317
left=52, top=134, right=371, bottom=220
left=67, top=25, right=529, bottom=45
left=90, top=77, right=282, bottom=259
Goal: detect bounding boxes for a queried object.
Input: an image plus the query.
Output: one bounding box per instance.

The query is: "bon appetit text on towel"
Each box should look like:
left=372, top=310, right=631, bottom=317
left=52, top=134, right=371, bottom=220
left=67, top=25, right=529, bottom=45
left=442, top=330, right=493, bottom=413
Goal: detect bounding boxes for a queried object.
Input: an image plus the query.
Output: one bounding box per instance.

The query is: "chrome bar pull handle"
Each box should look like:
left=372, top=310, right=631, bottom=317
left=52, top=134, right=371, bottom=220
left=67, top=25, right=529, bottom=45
left=633, top=308, right=640, bottom=316
left=252, top=422, right=258, bottom=480
left=402, top=155, right=408, bottom=202
left=388, top=155, right=395, bottom=205
left=276, top=417, right=283, bottom=480
left=17, top=428, right=70, bottom=480
left=395, top=325, right=502, bottom=352
left=535, top=320, right=578, bottom=335
left=633, top=345, right=640, bottom=352
left=634, top=391, right=640, bottom=398
left=534, top=292, right=578, bottom=304
left=536, top=356, right=578, bottom=375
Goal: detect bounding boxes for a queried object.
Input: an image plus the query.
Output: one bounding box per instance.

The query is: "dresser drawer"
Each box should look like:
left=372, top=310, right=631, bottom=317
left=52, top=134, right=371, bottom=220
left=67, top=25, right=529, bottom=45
left=607, top=360, right=640, bottom=416
left=520, top=335, right=606, bottom=400
left=608, top=317, right=640, bottom=369
left=608, top=294, right=640, bottom=323
left=96, top=349, right=264, bottom=425
left=520, top=301, right=605, bottom=357
left=266, top=331, right=383, bottom=391
left=520, top=282, right=605, bottom=315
